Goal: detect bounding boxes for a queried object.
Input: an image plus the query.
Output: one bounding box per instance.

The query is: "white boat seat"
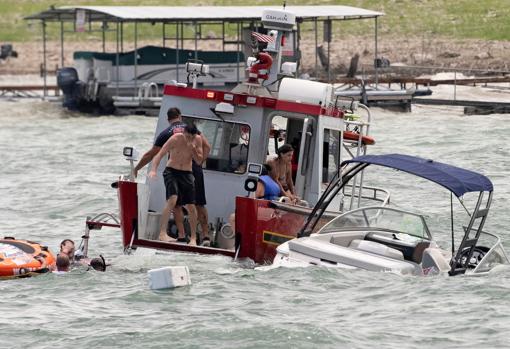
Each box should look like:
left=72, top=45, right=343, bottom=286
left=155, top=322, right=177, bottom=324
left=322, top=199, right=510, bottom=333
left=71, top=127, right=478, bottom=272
left=349, top=239, right=404, bottom=260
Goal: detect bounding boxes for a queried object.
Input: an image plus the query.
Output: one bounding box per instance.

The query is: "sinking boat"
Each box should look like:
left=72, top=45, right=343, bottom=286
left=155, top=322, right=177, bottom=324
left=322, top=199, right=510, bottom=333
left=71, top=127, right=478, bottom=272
left=87, top=8, right=388, bottom=263
left=272, top=154, right=509, bottom=276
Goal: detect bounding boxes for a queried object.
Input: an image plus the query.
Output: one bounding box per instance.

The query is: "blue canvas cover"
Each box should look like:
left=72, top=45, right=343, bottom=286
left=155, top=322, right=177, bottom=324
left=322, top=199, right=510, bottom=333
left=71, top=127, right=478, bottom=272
left=343, top=154, right=493, bottom=197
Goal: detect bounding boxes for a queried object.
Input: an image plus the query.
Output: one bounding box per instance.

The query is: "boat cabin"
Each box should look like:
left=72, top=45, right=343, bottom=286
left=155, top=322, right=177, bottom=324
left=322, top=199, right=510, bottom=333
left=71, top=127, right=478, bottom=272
left=99, top=9, right=384, bottom=263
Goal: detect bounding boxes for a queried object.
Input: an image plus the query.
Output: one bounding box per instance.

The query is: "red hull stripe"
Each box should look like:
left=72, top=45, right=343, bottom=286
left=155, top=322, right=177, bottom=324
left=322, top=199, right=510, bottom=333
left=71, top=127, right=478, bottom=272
left=163, top=84, right=343, bottom=118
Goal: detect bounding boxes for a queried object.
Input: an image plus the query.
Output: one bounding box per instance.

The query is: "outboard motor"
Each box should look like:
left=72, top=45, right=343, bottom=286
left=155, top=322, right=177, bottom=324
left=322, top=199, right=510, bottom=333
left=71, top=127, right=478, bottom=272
left=0, top=44, right=17, bottom=60
left=57, top=67, right=80, bottom=110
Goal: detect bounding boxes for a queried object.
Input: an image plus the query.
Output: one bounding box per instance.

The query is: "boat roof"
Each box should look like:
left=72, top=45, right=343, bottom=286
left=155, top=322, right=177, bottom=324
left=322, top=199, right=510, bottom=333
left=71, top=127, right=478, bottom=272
left=343, top=154, right=493, bottom=197
left=25, top=5, right=384, bottom=22
left=162, top=84, right=344, bottom=118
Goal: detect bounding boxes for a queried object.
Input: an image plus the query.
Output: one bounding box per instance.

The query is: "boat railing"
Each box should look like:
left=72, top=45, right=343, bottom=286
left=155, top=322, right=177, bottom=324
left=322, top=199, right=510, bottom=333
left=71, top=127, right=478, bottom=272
left=342, top=183, right=390, bottom=211
left=138, top=82, right=160, bottom=100
left=341, top=103, right=372, bottom=210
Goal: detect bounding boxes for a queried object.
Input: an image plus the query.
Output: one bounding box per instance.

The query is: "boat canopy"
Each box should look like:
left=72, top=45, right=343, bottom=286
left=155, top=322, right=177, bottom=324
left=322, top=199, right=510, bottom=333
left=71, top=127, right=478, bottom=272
left=25, top=6, right=383, bottom=22
left=343, top=154, right=493, bottom=197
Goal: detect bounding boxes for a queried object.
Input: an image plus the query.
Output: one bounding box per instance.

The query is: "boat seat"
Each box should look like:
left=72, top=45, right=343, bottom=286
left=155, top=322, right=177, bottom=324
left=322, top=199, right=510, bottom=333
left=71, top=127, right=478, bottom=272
left=411, top=241, right=431, bottom=264
left=365, top=232, right=430, bottom=263
left=349, top=239, right=404, bottom=260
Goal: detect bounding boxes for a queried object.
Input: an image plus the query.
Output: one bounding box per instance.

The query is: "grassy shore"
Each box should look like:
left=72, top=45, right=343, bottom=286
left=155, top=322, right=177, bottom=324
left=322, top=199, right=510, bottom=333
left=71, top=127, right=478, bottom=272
left=1, top=0, right=510, bottom=42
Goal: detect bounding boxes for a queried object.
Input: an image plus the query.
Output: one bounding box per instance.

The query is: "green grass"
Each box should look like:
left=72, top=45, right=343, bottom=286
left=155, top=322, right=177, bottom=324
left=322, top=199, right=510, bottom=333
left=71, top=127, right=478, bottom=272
left=1, top=0, right=509, bottom=42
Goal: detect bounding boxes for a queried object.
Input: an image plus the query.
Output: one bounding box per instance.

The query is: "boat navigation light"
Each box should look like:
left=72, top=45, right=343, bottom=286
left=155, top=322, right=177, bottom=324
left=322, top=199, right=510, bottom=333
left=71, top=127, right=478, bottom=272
left=123, top=147, right=139, bottom=181
left=123, top=146, right=139, bottom=161
left=244, top=163, right=262, bottom=193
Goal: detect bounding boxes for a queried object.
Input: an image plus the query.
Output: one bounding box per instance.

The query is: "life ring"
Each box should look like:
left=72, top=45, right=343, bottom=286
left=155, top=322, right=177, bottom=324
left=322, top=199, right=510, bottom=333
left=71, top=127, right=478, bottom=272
left=0, top=237, right=56, bottom=279
left=343, top=131, right=375, bottom=145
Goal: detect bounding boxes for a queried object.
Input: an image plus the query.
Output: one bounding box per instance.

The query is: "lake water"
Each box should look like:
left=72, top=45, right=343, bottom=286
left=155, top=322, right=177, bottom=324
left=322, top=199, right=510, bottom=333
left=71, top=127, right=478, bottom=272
left=0, top=92, right=509, bottom=348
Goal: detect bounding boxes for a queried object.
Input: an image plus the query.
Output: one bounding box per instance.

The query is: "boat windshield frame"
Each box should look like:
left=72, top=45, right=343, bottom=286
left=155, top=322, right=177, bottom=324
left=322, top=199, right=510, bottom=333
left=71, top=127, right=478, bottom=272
left=318, top=206, right=432, bottom=240
left=471, top=231, right=510, bottom=274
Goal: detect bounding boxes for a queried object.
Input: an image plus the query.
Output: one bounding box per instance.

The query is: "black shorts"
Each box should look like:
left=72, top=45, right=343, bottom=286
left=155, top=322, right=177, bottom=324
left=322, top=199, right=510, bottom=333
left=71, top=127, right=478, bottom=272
left=163, top=167, right=195, bottom=206
left=192, top=161, right=207, bottom=206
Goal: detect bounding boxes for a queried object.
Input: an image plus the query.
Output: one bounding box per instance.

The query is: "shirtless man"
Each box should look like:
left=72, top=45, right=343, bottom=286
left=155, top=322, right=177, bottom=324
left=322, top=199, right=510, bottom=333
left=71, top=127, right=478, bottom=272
left=149, top=124, right=203, bottom=245
left=134, top=108, right=212, bottom=245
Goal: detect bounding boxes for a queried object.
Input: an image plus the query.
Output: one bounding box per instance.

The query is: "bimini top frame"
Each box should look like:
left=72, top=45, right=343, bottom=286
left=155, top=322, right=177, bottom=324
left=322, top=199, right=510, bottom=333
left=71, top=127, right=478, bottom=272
left=25, top=5, right=384, bottom=97
left=299, top=153, right=495, bottom=276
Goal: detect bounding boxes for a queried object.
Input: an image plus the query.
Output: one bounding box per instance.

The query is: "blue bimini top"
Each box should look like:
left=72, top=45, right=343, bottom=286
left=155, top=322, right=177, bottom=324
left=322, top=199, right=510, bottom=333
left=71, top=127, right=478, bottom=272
left=343, top=154, right=493, bottom=197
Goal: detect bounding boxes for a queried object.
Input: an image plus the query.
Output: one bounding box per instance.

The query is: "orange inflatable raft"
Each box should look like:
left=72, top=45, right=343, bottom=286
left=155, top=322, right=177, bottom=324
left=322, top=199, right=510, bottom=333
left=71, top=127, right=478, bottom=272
left=0, top=237, right=56, bottom=279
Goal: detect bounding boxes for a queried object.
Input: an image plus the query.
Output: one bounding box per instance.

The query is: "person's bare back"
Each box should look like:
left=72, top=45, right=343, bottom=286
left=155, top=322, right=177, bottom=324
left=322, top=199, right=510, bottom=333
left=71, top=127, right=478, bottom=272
left=149, top=123, right=203, bottom=178
left=165, top=133, right=202, bottom=171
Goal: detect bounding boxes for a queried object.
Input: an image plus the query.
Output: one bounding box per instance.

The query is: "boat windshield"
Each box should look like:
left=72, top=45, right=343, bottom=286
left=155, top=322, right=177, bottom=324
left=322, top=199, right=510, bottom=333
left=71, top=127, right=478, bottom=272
left=472, top=232, right=510, bottom=274
left=319, top=207, right=431, bottom=239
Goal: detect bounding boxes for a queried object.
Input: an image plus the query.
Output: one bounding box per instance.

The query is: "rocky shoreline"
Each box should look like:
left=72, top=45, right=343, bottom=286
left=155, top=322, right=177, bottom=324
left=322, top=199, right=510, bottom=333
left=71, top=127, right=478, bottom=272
left=0, top=36, right=508, bottom=78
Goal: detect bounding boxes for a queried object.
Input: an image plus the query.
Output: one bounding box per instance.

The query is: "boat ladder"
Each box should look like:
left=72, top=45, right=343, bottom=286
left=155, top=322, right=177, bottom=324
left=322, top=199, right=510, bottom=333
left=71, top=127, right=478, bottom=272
left=341, top=102, right=373, bottom=210
left=138, top=82, right=159, bottom=100
left=449, top=191, right=492, bottom=275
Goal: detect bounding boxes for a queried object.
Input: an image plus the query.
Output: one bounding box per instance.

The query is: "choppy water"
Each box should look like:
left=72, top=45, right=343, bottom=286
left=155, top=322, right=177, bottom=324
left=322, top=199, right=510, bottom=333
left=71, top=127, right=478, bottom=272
left=1, top=96, right=509, bottom=349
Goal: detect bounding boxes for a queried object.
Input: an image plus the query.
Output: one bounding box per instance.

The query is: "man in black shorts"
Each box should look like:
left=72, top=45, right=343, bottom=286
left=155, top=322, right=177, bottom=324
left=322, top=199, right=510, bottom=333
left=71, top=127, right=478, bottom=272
left=149, top=124, right=203, bottom=245
left=134, top=107, right=211, bottom=245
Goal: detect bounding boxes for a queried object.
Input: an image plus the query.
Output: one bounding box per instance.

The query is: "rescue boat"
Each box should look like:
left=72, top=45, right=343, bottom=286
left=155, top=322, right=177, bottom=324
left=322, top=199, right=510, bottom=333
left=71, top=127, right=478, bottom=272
left=0, top=237, right=56, bottom=279
left=87, top=8, right=387, bottom=264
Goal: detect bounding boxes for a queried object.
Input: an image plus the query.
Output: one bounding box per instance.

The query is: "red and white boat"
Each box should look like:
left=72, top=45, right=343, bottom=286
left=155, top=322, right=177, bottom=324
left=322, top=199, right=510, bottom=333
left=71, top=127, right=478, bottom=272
left=87, top=9, right=389, bottom=264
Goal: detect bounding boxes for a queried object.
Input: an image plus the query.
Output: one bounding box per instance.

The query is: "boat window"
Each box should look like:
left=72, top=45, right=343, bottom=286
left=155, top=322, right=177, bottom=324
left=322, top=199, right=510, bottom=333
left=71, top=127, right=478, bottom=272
left=267, top=116, right=288, bottom=158
left=322, top=128, right=341, bottom=184
left=321, top=207, right=430, bottom=239
left=267, top=116, right=305, bottom=184
left=183, top=116, right=250, bottom=174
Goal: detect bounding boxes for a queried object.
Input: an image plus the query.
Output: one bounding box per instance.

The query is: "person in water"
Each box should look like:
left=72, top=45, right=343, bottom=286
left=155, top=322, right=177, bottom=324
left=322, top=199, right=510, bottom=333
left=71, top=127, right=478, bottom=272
left=149, top=123, right=203, bottom=246
left=134, top=107, right=212, bottom=246
left=267, top=144, right=298, bottom=203
left=59, top=239, right=76, bottom=260
left=55, top=254, right=70, bottom=272
left=57, top=239, right=106, bottom=272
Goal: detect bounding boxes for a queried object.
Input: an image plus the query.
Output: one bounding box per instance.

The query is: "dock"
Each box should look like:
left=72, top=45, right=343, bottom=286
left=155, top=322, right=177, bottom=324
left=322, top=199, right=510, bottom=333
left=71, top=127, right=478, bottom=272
left=413, top=98, right=510, bottom=115
left=0, top=85, right=60, bottom=98
left=2, top=75, right=509, bottom=115
left=335, top=75, right=510, bottom=114
left=335, top=76, right=510, bottom=88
